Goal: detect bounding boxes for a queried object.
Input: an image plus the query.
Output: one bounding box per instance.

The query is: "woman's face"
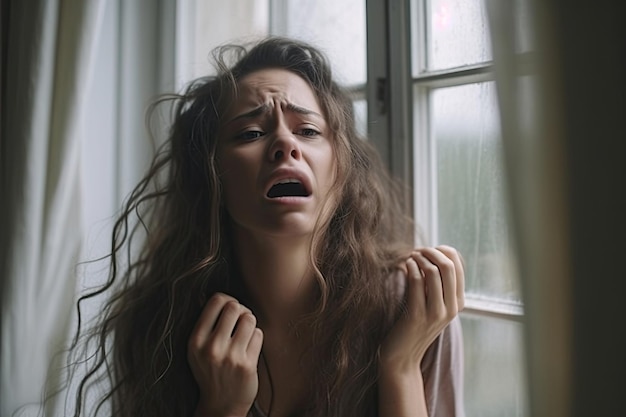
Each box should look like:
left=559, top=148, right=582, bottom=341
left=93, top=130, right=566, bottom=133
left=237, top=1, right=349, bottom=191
left=217, top=68, right=336, bottom=240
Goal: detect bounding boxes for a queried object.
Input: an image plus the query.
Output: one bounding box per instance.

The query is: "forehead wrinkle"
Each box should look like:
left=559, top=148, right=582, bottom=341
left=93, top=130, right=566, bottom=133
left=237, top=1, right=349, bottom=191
left=226, top=99, right=324, bottom=126
left=230, top=70, right=324, bottom=118
left=227, top=103, right=271, bottom=125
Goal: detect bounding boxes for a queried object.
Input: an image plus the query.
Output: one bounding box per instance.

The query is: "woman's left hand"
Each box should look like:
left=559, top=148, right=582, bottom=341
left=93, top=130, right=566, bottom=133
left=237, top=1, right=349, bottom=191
left=380, top=245, right=465, bottom=374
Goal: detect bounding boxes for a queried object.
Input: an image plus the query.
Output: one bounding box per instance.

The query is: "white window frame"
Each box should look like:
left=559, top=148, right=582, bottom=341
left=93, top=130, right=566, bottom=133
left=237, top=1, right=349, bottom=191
left=367, top=0, right=524, bottom=321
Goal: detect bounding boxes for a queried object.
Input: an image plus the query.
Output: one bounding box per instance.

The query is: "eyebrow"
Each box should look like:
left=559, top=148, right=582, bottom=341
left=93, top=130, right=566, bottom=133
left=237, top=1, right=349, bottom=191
left=285, top=103, right=323, bottom=118
left=226, top=102, right=324, bottom=125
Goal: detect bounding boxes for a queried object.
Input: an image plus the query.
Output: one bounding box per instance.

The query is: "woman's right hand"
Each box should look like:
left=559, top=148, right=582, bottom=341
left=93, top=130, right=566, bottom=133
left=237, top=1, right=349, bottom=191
left=188, top=293, right=264, bottom=417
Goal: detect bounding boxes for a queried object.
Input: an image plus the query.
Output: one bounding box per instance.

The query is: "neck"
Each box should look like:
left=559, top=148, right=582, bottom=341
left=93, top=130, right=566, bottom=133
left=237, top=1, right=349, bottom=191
left=233, top=227, right=318, bottom=330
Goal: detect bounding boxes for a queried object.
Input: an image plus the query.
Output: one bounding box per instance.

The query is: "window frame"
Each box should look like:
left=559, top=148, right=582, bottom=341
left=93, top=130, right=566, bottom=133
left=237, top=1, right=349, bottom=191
left=366, top=0, right=524, bottom=321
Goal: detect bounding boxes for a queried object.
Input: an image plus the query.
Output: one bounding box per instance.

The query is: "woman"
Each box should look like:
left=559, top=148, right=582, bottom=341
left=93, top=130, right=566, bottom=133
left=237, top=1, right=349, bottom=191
left=71, top=37, right=465, bottom=417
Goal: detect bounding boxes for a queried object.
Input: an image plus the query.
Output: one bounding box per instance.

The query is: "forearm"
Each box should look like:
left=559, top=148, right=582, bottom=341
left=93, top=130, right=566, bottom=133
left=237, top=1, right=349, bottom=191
left=378, top=369, right=429, bottom=417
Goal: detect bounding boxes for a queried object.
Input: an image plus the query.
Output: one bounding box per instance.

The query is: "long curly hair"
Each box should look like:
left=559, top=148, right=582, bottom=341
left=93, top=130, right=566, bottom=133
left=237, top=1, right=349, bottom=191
left=69, top=37, right=417, bottom=417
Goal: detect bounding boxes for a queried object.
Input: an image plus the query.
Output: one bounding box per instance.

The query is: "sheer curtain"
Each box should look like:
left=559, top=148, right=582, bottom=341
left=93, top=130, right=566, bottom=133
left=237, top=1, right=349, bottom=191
left=488, top=0, right=626, bottom=416
left=1, top=1, right=104, bottom=414
left=1, top=0, right=176, bottom=415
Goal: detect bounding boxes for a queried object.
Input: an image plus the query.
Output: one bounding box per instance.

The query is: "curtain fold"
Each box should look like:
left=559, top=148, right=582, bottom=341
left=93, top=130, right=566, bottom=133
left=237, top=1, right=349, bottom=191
left=488, top=0, right=626, bottom=416
left=1, top=0, right=103, bottom=415
left=486, top=1, right=573, bottom=416
left=2, top=0, right=177, bottom=414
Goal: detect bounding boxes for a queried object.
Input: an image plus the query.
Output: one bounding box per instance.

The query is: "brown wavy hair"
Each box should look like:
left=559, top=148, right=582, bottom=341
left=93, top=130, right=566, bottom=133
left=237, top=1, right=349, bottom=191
left=69, top=37, right=417, bottom=417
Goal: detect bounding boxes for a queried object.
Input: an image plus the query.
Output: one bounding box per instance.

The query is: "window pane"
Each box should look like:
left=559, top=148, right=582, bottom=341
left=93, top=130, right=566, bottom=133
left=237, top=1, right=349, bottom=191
left=431, top=82, right=520, bottom=301
left=414, top=0, right=533, bottom=74
left=271, top=0, right=367, bottom=86
left=352, top=98, right=368, bottom=138
left=421, top=0, right=492, bottom=71
left=462, top=315, right=528, bottom=417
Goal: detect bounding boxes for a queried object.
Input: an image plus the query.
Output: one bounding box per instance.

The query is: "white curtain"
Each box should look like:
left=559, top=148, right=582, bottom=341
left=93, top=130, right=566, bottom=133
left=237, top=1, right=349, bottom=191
left=1, top=0, right=176, bottom=415
left=1, top=0, right=104, bottom=414
left=486, top=1, right=572, bottom=416
left=487, top=1, right=626, bottom=416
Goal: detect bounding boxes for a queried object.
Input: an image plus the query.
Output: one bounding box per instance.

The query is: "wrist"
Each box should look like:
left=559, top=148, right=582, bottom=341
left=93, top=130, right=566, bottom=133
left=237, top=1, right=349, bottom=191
left=379, top=364, right=424, bottom=386
left=378, top=369, right=428, bottom=417
left=378, top=353, right=424, bottom=379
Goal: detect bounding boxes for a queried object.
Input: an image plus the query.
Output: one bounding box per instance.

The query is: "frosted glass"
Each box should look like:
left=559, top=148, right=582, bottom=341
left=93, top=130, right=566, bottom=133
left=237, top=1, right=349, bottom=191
left=275, top=0, right=367, bottom=86
left=424, top=0, right=492, bottom=70
left=461, top=315, right=528, bottom=417
left=432, top=82, right=520, bottom=301
left=413, top=0, right=533, bottom=73
left=352, top=98, right=368, bottom=138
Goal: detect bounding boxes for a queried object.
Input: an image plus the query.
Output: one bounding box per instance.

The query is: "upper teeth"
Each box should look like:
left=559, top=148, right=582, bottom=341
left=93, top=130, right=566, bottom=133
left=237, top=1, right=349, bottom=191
left=275, top=178, right=300, bottom=185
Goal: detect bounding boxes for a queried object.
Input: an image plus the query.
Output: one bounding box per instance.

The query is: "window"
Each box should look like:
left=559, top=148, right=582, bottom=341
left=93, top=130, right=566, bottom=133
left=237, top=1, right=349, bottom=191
left=370, top=0, right=528, bottom=415
left=176, top=0, right=367, bottom=132
left=178, top=1, right=528, bottom=415
left=407, top=0, right=528, bottom=415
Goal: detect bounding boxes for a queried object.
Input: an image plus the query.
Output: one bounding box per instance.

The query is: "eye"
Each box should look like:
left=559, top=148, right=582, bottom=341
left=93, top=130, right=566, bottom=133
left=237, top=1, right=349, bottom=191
left=235, top=130, right=264, bottom=141
left=296, top=127, right=321, bottom=137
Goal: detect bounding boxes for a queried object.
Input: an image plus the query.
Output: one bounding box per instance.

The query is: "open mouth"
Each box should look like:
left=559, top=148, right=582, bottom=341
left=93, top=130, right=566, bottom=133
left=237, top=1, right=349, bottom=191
left=267, top=178, right=310, bottom=198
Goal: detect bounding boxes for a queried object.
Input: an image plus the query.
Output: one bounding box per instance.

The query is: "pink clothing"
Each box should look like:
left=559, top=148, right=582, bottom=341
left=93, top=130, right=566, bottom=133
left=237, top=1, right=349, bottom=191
left=421, top=317, right=465, bottom=417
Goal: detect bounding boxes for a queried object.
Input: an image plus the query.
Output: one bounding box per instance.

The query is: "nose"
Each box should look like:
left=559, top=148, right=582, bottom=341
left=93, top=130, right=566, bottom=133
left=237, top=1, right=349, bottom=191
left=268, top=127, right=302, bottom=162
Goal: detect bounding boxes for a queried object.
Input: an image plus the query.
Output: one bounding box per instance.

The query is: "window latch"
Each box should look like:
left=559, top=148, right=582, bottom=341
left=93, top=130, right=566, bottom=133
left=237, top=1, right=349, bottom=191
left=376, top=77, right=388, bottom=115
